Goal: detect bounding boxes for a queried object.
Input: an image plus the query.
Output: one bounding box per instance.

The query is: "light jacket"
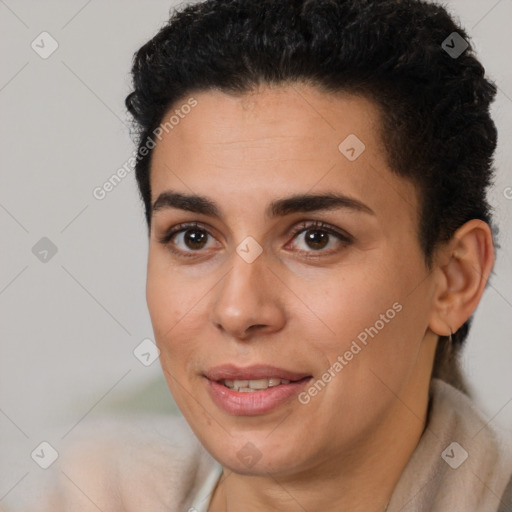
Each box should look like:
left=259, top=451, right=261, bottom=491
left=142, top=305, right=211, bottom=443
left=3, top=379, right=512, bottom=511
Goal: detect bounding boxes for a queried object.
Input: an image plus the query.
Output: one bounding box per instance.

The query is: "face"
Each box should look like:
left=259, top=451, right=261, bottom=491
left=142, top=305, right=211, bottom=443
left=146, top=84, right=439, bottom=477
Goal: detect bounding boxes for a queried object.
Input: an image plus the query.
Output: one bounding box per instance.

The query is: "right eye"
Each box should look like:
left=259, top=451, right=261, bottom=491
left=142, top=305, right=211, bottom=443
left=158, top=222, right=221, bottom=257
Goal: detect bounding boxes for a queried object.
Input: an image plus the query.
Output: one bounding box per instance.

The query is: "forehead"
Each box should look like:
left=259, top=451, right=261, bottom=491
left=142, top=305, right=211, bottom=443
left=149, top=84, right=418, bottom=227
left=153, top=84, right=384, bottom=164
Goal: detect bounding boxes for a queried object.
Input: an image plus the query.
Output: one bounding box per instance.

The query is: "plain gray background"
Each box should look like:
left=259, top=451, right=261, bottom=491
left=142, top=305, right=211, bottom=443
left=0, top=0, right=511, bottom=503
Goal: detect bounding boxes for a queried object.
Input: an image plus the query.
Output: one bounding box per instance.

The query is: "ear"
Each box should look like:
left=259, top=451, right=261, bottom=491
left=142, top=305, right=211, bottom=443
left=428, top=219, right=495, bottom=336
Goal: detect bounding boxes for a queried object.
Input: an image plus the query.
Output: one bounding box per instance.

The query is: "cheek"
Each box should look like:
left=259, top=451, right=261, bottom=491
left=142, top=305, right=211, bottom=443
left=307, top=266, right=396, bottom=334
left=146, top=250, right=193, bottom=333
left=146, top=271, right=198, bottom=408
left=146, top=271, right=176, bottom=339
left=306, top=263, right=421, bottom=378
left=146, top=260, right=190, bottom=358
left=146, top=257, right=212, bottom=379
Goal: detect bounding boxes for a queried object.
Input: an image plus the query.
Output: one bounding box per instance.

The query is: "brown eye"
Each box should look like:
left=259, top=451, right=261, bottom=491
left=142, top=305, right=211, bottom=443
left=182, top=229, right=208, bottom=250
left=288, top=221, right=353, bottom=255
left=303, top=229, right=330, bottom=250
left=158, top=222, right=220, bottom=257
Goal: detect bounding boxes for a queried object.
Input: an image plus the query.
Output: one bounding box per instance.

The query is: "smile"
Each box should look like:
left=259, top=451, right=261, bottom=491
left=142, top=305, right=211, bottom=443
left=203, top=367, right=311, bottom=415
left=220, top=378, right=291, bottom=392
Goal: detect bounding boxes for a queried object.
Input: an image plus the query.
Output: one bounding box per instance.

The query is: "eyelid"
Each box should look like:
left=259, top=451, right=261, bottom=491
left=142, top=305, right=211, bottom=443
left=288, top=220, right=353, bottom=243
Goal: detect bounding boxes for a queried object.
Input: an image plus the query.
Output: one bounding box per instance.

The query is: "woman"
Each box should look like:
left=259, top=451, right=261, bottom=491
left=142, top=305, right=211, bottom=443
left=8, top=0, right=511, bottom=511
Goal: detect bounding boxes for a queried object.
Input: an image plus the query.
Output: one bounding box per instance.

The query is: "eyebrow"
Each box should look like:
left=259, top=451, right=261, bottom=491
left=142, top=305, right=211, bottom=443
left=152, top=190, right=374, bottom=220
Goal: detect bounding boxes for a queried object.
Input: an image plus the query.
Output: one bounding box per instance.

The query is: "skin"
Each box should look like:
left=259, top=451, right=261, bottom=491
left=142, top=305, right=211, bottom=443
left=146, top=83, right=494, bottom=512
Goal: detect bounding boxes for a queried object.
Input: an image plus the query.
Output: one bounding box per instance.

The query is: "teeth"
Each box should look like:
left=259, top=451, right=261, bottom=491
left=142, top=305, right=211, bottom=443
left=221, top=377, right=293, bottom=392
left=248, top=379, right=270, bottom=389
left=268, top=378, right=281, bottom=387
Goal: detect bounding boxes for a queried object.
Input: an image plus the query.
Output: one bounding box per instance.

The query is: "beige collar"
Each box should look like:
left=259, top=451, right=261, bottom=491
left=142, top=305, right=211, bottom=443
left=387, top=379, right=512, bottom=512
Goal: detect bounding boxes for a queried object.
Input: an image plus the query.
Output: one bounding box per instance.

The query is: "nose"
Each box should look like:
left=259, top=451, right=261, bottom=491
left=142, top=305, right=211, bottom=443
left=209, top=249, right=287, bottom=341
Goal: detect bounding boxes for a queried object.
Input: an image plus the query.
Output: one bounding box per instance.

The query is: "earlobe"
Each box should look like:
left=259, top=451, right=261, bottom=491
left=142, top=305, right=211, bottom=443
left=428, top=219, right=495, bottom=337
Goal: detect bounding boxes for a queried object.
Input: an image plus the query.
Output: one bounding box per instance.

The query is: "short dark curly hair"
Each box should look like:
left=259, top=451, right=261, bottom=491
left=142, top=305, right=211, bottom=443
left=125, top=0, right=498, bottom=394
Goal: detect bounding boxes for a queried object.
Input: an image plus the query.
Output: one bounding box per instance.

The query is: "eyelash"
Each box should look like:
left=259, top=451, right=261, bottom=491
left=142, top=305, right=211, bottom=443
left=157, top=220, right=353, bottom=259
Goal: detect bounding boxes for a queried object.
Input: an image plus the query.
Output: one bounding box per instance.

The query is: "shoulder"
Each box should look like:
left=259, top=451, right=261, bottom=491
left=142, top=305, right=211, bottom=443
left=498, top=474, right=512, bottom=512
left=429, top=379, right=512, bottom=510
left=7, top=414, right=216, bottom=512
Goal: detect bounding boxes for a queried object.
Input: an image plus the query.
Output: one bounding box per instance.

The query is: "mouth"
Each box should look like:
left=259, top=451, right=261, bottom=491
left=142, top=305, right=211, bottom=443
left=203, top=364, right=313, bottom=415
left=218, top=376, right=310, bottom=392
left=204, top=364, right=312, bottom=382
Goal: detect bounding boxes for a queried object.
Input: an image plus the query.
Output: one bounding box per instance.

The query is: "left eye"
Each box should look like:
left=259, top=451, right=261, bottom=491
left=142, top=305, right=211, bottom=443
left=287, top=221, right=353, bottom=254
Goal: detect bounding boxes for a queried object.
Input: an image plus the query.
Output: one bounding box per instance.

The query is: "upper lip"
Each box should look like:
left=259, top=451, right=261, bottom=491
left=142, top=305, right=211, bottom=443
left=204, top=364, right=311, bottom=382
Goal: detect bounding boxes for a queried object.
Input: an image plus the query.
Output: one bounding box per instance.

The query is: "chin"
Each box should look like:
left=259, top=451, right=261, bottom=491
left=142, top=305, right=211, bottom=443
left=205, top=435, right=308, bottom=477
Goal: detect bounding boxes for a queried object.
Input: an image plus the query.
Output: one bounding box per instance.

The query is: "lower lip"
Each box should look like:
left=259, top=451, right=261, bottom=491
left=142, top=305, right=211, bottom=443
left=206, top=377, right=312, bottom=416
